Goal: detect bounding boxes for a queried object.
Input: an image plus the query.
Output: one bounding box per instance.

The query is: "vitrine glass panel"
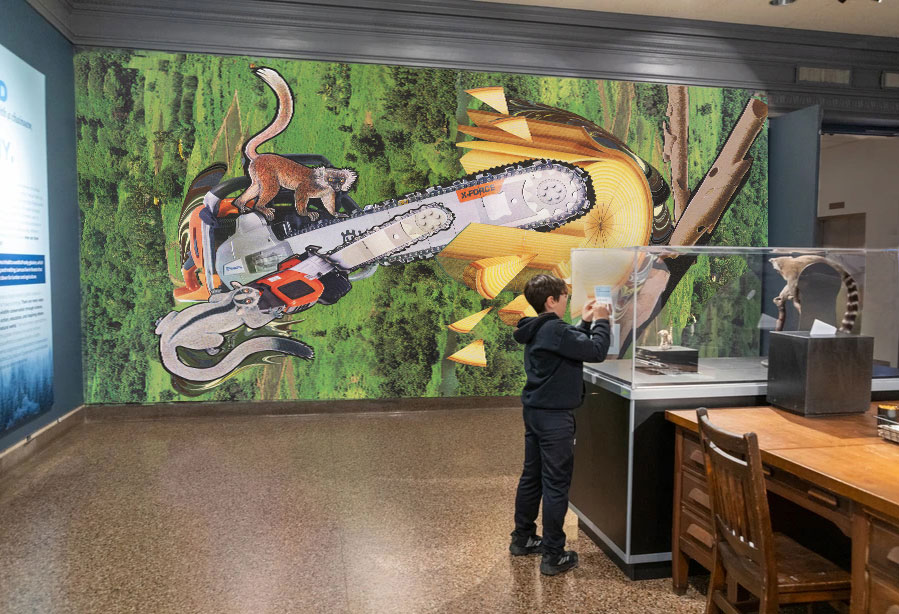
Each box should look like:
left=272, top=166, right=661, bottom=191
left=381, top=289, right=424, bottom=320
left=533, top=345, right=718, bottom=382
left=571, top=246, right=899, bottom=388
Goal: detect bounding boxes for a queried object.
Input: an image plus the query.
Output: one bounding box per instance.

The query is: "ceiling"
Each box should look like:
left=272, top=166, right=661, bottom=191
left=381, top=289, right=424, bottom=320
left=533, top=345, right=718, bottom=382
left=477, top=0, right=899, bottom=38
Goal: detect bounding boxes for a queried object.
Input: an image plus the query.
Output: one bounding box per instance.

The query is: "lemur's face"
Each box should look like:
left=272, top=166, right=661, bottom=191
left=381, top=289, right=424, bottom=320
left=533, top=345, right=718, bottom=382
left=770, top=258, right=783, bottom=273
left=232, top=285, right=261, bottom=307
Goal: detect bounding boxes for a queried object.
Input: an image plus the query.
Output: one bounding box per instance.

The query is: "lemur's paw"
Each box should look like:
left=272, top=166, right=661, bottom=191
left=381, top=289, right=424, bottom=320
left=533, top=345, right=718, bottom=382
left=260, top=207, right=276, bottom=221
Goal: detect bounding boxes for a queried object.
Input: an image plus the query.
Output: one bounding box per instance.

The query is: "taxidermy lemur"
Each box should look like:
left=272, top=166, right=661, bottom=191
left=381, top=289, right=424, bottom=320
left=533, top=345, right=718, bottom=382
left=770, top=255, right=860, bottom=333
left=232, top=67, right=357, bottom=222
left=657, top=329, right=672, bottom=350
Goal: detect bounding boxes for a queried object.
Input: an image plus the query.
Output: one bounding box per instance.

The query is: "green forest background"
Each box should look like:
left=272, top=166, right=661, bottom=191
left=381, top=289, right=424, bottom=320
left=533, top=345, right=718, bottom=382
left=75, top=49, right=768, bottom=403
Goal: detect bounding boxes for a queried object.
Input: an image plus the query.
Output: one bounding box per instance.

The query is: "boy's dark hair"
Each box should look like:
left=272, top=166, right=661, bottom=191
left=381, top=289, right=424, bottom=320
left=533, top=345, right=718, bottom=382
left=524, top=274, right=568, bottom=313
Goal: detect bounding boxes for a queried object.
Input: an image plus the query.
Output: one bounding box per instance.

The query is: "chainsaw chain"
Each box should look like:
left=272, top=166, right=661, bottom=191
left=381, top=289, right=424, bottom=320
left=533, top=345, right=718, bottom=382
left=282, top=159, right=594, bottom=266
left=326, top=203, right=456, bottom=271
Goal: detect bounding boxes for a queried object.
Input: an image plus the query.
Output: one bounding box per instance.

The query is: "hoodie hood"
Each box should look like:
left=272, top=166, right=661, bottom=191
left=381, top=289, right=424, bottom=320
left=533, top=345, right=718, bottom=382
left=513, top=313, right=558, bottom=344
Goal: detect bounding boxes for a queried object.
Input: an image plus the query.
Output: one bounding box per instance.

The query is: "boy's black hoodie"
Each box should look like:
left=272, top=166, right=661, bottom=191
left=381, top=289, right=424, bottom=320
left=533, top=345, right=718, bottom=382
left=513, top=313, right=611, bottom=410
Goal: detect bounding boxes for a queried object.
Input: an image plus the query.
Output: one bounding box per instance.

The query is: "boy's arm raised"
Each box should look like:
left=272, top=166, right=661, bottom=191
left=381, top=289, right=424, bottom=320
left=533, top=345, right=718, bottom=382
left=556, top=319, right=611, bottom=363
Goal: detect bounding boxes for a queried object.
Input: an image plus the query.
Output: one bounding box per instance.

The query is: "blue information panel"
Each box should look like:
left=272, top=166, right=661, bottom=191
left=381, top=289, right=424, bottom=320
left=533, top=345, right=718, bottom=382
left=0, top=254, right=46, bottom=286
left=0, top=43, right=52, bottom=435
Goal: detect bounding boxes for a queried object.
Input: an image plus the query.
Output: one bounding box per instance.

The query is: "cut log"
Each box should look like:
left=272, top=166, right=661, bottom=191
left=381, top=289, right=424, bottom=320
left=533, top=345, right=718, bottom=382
left=448, top=308, right=492, bottom=333
left=498, top=295, right=538, bottom=326
left=466, top=87, right=509, bottom=115
left=492, top=116, right=532, bottom=142
left=448, top=339, right=487, bottom=367
left=462, top=254, right=536, bottom=299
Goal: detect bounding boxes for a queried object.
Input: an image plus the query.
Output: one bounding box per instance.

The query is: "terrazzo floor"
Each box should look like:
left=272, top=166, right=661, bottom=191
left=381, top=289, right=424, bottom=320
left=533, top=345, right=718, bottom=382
left=0, top=408, right=714, bottom=613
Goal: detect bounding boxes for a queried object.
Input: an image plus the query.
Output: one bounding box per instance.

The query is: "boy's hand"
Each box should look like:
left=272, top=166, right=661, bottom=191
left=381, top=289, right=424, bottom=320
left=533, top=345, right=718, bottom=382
left=593, top=303, right=611, bottom=321
left=582, top=299, right=597, bottom=322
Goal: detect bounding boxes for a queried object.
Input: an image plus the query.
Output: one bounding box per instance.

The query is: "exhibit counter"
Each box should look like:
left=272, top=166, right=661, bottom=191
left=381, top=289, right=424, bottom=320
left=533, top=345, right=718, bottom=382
left=570, top=364, right=899, bottom=580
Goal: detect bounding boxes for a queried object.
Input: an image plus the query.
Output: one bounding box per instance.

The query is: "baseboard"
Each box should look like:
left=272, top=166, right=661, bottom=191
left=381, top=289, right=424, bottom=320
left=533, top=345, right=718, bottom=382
left=0, top=406, right=85, bottom=478
left=84, top=395, right=521, bottom=422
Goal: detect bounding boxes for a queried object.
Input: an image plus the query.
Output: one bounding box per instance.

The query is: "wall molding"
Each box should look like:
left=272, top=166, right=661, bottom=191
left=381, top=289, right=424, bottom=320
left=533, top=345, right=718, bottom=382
left=84, top=396, right=521, bottom=422
left=0, top=406, right=84, bottom=477
left=25, top=0, right=899, bottom=124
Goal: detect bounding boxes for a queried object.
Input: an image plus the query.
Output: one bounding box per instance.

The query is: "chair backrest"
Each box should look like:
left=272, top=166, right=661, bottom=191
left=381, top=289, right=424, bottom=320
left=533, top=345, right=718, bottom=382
left=697, top=408, right=777, bottom=585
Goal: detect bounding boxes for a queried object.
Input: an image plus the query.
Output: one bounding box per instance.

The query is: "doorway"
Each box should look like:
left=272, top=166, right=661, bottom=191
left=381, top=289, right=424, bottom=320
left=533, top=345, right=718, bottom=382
left=816, top=132, right=899, bottom=249
left=816, top=212, right=866, bottom=248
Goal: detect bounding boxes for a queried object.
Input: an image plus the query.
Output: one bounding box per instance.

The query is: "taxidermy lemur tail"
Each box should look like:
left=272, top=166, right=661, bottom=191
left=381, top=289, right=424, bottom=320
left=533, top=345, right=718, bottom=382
left=838, top=266, right=860, bottom=332
left=770, top=255, right=860, bottom=333
left=243, top=67, right=294, bottom=164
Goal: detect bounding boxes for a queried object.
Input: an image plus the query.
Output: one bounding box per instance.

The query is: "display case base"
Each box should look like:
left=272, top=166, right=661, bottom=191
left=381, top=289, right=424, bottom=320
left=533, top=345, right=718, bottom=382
left=767, top=331, right=874, bottom=415
left=576, top=519, right=672, bottom=581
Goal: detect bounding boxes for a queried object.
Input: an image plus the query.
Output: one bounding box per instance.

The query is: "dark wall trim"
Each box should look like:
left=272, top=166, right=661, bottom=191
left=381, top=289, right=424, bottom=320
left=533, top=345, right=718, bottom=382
left=84, top=396, right=521, bottom=422
left=25, top=0, right=899, bottom=125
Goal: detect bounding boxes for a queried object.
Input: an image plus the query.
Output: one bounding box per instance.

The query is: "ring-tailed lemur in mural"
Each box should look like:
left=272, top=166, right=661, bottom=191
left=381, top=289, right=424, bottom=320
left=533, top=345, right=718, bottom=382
left=231, top=67, right=357, bottom=222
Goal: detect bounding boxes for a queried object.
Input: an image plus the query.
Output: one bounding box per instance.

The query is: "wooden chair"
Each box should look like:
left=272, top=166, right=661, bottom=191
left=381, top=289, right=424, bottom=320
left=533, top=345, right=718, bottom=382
left=696, top=408, right=850, bottom=614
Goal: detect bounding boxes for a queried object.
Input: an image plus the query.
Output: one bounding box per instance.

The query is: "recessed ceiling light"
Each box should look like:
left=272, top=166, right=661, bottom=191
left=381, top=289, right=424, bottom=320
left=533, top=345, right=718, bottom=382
left=770, top=0, right=796, bottom=5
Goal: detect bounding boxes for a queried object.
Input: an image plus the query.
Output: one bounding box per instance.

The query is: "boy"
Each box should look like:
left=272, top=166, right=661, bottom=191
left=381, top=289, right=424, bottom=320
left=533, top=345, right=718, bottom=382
left=508, top=274, right=611, bottom=576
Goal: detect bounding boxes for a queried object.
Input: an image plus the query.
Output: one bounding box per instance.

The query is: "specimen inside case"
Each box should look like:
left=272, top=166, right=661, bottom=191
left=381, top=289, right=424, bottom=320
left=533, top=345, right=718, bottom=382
left=571, top=246, right=899, bottom=390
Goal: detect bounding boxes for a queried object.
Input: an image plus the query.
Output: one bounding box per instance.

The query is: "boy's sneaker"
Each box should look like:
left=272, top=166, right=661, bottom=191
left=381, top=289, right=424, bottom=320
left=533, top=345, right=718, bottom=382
left=540, top=550, right=579, bottom=576
left=509, top=534, right=544, bottom=556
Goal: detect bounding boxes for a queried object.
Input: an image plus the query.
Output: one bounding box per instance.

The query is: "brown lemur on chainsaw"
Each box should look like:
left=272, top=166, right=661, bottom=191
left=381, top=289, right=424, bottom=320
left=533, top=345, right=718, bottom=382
left=770, top=255, right=860, bottom=333
left=232, top=67, right=357, bottom=223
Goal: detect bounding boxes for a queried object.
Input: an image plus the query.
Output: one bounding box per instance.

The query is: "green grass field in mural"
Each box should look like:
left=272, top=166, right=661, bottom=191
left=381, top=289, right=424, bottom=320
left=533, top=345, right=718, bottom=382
left=75, top=48, right=767, bottom=404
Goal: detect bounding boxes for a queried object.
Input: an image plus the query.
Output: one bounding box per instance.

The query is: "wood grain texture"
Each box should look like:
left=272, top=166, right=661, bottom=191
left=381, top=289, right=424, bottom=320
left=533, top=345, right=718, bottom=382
left=666, top=405, right=881, bottom=449
left=667, top=404, right=899, bottom=524
left=774, top=445, right=899, bottom=522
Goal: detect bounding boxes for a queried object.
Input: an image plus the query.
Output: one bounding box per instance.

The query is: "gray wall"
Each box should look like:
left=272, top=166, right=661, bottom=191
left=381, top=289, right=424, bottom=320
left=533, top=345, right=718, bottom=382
left=0, top=0, right=81, bottom=451
left=769, top=105, right=823, bottom=248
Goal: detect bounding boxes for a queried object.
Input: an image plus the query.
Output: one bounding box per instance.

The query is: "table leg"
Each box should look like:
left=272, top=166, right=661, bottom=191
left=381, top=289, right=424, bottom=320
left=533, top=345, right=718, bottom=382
left=672, top=429, right=688, bottom=595
left=849, top=510, right=868, bottom=614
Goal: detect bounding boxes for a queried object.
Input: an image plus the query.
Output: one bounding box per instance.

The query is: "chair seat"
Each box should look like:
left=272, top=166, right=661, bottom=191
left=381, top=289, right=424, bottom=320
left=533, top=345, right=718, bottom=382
left=719, top=532, right=850, bottom=596
left=772, top=533, right=850, bottom=594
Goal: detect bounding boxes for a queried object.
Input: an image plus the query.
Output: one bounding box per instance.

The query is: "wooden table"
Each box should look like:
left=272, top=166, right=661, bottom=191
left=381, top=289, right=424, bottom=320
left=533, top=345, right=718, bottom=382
left=666, top=405, right=899, bottom=614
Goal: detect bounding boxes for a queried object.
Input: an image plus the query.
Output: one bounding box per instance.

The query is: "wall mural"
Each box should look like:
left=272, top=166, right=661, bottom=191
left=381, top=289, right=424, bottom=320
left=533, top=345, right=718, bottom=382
left=75, top=49, right=768, bottom=403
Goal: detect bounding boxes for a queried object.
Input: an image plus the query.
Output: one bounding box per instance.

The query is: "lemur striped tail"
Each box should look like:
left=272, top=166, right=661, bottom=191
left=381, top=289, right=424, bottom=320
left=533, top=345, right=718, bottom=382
left=242, top=68, right=294, bottom=162
left=840, top=270, right=860, bottom=333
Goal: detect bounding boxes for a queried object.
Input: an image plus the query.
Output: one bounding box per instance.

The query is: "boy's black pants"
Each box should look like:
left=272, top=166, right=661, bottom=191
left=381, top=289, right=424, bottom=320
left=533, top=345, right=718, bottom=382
left=512, top=406, right=576, bottom=556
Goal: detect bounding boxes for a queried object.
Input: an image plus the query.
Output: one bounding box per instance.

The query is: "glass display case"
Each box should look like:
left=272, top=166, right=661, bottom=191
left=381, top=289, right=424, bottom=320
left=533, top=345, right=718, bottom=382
left=570, top=246, right=899, bottom=390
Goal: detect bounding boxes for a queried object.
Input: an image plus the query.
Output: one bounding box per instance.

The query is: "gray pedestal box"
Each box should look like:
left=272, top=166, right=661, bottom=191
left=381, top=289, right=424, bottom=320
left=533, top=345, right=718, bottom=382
left=766, top=331, right=873, bottom=416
